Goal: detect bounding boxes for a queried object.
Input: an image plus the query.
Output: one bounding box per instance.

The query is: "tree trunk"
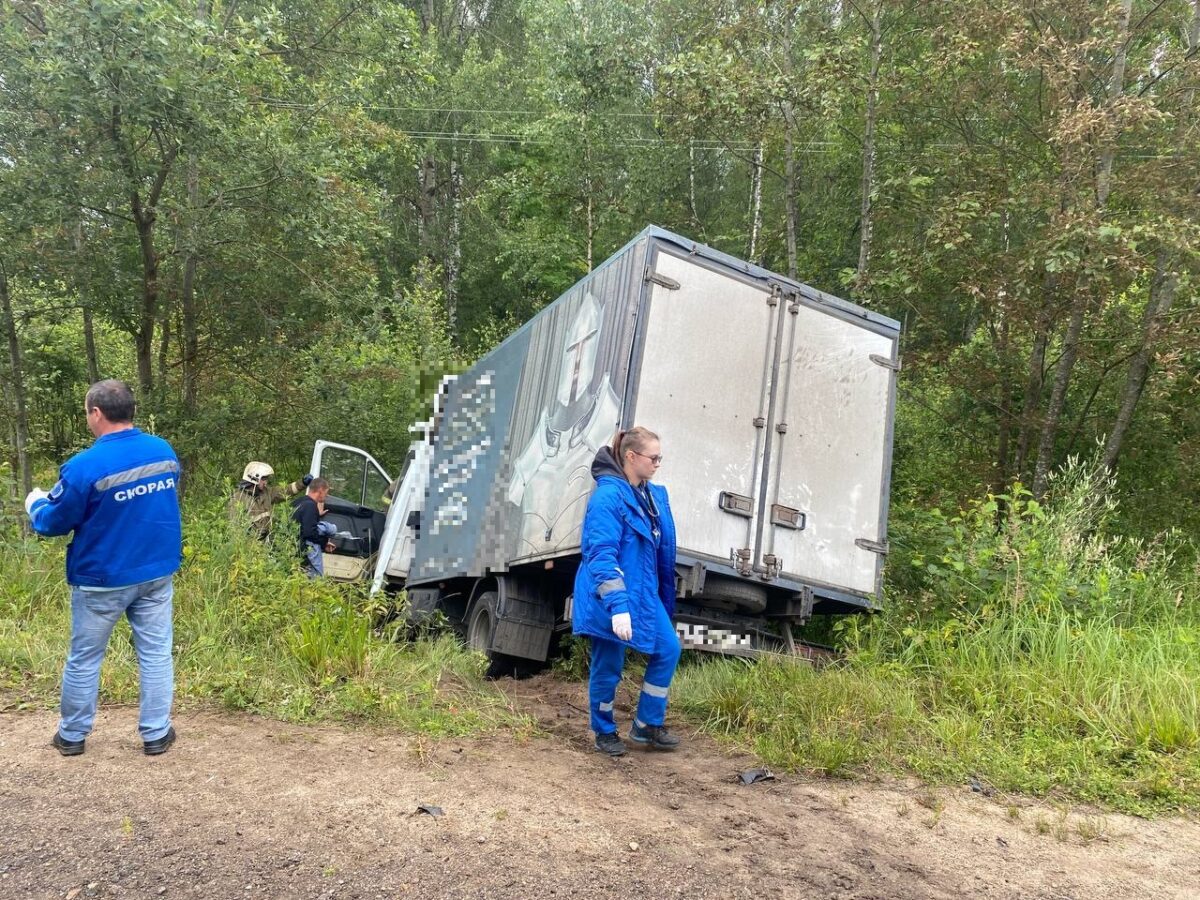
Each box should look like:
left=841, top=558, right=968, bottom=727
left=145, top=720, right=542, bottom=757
left=1014, top=295, right=1052, bottom=480
left=0, top=265, right=33, bottom=499
left=748, top=143, right=764, bottom=263
left=181, top=157, right=200, bottom=410
left=1031, top=1, right=1136, bottom=496
left=111, top=120, right=177, bottom=399
left=1032, top=287, right=1089, bottom=497
left=689, top=139, right=700, bottom=232
left=157, top=274, right=171, bottom=398
left=586, top=190, right=594, bottom=273
left=180, top=0, right=206, bottom=410
left=1095, top=0, right=1133, bottom=208
left=446, top=139, right=462, bottom=333
left=855, top=0, right=882, bottom=298
left=416, top=154, right=437, bottom=262
left=82, top=305, right=101, bottom=383
left=784, top=120, right=798, bottom=280
left=994, top=311, right=1013, bottom=495
left=74, top=223, right=102, bottom=383
left=1100, top=0, right=1197, bottom=468
left=133, top=203, right=159, bottom=397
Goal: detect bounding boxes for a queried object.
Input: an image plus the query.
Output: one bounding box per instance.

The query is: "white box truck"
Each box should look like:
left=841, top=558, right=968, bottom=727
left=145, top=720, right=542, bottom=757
left=307, top=226, right=900, bottom=664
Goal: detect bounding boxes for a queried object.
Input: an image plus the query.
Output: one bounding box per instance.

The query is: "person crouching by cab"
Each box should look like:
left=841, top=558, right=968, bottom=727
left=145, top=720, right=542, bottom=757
left=229, top=461, right=311, bottom=539
left=291, top=477, right=337, bottom=577
left=573, top=426, right=681, bottom=757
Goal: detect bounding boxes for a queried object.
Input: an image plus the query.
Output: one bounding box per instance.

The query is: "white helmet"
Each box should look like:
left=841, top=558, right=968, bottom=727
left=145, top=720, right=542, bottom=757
left=242, top=461, right=274, bottom=482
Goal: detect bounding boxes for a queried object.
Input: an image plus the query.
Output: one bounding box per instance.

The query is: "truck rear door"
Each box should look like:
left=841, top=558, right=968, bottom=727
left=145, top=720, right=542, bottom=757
left=761, top=298, right=897, bottom=597
left=629, top=249, right=780, bottom=572
left=630, top=245, right=897, bottom=605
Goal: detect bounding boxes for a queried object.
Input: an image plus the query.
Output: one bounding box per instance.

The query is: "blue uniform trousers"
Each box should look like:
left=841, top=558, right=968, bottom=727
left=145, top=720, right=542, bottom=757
left=588, top=598, right=681, bottom=735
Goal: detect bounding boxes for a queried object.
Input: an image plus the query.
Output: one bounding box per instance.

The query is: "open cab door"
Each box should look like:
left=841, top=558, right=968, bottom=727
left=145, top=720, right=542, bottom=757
left=308, top=441, right=392, bottom=582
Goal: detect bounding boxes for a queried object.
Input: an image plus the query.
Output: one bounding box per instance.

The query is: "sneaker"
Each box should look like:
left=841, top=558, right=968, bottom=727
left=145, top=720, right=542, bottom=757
left=143, top=726, right=176, bottom=756
left=594, top=731, right=627, bottom=757
left=52, top=731, right=85, bottom=757
left=629, top=722, right=680, bottom=751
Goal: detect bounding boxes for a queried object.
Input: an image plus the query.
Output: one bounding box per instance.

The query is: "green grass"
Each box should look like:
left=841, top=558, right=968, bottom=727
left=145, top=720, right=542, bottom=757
left=0, top=501, right=530, bottom=739
left=671, top=462, right=1200, bottom=816
left=672, top=610, right=1200, bottom=814
left=5, top=458, right=1200, bottom=815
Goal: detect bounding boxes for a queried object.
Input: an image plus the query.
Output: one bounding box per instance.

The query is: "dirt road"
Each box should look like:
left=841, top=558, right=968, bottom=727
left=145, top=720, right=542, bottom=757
left=2, top=674, right=1197, bottom=899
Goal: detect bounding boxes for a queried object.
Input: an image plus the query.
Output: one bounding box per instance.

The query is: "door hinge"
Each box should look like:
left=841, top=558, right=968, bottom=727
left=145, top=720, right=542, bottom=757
left=855, top=538, right=889, bottom=555
left=730, top=547, right=753, bottom=577
left=646, top=270, right=680, bottom=290
left=869, top=353, right=901, bottom=371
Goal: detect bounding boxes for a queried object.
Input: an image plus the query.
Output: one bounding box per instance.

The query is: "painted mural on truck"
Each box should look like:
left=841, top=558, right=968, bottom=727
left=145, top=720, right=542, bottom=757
left=409, top=237, right=645, bottom=583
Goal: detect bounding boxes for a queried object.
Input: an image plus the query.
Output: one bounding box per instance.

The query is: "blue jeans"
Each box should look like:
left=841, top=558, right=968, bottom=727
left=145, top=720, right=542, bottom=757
left=59, top=576, right=175, bottom=742
left=589, top=599, right=682, bottom=735
left=303, top=541, right=325, bottom=577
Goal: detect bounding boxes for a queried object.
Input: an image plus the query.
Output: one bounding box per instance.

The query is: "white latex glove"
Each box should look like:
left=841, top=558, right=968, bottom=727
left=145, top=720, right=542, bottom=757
left=24, top=488, right=49, bottom=516
left=612, top=612, right=633, bottom=641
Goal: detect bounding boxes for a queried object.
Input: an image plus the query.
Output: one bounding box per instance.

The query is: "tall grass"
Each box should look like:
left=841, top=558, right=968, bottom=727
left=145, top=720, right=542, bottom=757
left=674, top=460, right=1200, bottom=814
left=0, top=498, right=528, bottom=739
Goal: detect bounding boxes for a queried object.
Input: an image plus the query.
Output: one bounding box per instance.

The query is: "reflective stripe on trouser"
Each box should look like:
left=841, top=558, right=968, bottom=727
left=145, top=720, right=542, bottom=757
left=59, top=576, right=175, bottom=742
left=588, top=599, right=682, bottom=735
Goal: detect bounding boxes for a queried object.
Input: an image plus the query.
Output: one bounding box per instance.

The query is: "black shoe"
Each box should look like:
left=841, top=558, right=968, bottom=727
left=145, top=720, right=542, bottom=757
left=594, top=731, right=627, bottom=757
left=629, top=722, right=680, bottom=751
left=52, top=731, right=85, bottom=757
left=143, top=726, right=176, bottom=756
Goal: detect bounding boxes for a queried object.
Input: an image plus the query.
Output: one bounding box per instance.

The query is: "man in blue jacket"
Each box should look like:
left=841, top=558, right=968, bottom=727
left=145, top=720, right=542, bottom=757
left=25, top=380, right=183, bottom=757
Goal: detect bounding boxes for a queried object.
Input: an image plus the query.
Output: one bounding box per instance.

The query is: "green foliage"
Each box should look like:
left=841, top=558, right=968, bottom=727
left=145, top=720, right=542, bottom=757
left=3, top=0, right=1200, bottom=815
left=0, top=498, right=528, bottom=738
left=287, top=602, right=371, bottom=683
left=886, top=457, right=1198, bottom=626
left=551, top=635, right=590, bottom=681
left=674, top=464, right=1200, bottom=814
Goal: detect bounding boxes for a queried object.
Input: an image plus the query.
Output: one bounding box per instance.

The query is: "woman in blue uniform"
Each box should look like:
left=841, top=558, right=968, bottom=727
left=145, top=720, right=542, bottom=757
left=573, top=426, right=681, bottom=756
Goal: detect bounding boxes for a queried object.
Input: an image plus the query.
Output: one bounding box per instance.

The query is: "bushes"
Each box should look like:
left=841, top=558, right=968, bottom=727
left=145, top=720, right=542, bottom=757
left=0, top=496, right=526, bottom=738
left=673, top=458, right=1200, bottom=814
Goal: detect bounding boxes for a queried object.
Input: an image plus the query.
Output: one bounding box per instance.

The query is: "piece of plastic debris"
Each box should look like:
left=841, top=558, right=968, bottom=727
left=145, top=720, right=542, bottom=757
left=415, top=804, right=444, bottom=817
left=737, top=768, right=775, bottom=785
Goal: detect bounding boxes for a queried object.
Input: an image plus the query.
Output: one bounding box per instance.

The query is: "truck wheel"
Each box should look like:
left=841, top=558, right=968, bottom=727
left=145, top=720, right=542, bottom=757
left=701, top=576, right=768, bottom=614
left=466, top=592, right=519, bottom=679
left=466, top=591, right=498, bottom=653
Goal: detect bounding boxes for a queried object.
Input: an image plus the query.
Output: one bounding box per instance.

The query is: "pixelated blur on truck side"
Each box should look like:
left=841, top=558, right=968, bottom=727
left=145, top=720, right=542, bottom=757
left=310, top=226, right=901, bottom=668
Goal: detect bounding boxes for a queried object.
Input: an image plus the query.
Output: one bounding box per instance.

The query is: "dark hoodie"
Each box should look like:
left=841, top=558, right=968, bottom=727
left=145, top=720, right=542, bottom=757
left=590, top=445, right=625, bottom=481
left=591, top=446, right=661, bottom=541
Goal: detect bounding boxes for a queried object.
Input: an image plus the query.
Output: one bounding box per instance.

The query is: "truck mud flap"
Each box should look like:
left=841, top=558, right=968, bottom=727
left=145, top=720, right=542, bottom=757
left=492, top=580, right=556, bottom=662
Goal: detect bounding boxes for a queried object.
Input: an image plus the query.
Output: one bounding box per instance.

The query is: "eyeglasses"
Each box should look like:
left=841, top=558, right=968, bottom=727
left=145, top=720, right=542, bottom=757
left=631, top=450, right=663, bottom=464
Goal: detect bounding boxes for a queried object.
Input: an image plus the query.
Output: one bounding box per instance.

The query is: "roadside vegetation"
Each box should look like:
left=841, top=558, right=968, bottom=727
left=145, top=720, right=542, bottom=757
left=0, top=489, right=530, bottom=741
left=4, top=458, right=1195, bottom=815
left=672, top=460, right=1200, bottom=815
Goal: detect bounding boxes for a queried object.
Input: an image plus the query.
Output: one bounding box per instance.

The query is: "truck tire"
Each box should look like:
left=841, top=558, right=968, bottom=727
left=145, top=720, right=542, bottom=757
left=700, top=576, right=768, bottom=614
left=465, top=591, right=539, bottom=679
